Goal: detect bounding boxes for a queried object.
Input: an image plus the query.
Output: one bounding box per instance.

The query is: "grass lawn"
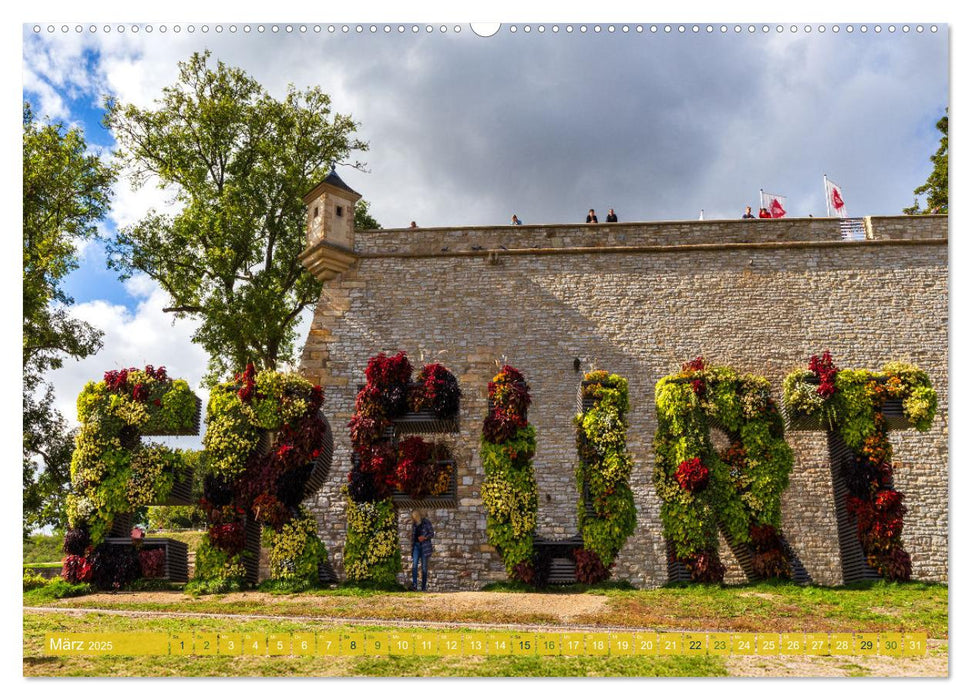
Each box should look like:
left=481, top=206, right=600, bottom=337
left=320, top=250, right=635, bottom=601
left=23, top=534, right=63, bottom=564
left=26, top=580, right=948, bottom=639
left=23, top=612, right=726, bottom=677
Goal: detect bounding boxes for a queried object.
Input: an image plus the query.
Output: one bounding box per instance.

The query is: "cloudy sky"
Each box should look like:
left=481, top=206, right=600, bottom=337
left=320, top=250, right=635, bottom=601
left=21, top=20, right=948, bottom=440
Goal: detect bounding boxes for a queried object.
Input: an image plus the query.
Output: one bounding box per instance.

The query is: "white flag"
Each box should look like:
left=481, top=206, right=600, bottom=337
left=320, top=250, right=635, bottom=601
left=825, top=177, right=848, bottom=218
left=760, top=191, right=787, bottom=218
left=699, top=209, right=704, bottom=221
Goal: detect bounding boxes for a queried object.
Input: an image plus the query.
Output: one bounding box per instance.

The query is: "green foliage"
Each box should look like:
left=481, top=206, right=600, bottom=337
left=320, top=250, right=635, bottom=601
left=189, top=534, right=247, bottom=593
left=481, top=426, right=538, bottom=575
left=904, top=110, right=948, bottom=215
left=104, top=51, right=368, bottom=382
left=203, top=367, right=321, bottom=479
left=22, top=577, right=92, bottom=603
left=22, top=102, right=113, bottom=380
left=147, top=452, right=207, bottom=530
left=354, top=198, right=382, bottom=230
left=202, top=384, right=262, bottom=478
left=23, top=534, right=64, bottom=564
left=653, top=364, right=793, bottom=579
left=575, top=372, right=637, bottom=570
left=66, top=372, right=199, bottom=546
left=23, top=571, right=49, bottom=591
left=782, top=362, right=938, bottom=447
left=342, top=492, right=401, bottom=586
left=266, top=508, right=328, bottom=586
left=23, top=102, right=114, bottom=537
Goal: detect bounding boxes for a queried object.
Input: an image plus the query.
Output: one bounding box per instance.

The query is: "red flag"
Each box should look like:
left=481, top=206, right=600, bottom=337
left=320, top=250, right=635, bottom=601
left=824, top=177, right=848, bottom=218
left=760, top=191, right=788, bottom=218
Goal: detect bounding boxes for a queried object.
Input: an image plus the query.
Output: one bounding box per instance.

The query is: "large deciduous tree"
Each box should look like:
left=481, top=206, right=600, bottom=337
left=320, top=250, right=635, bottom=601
left=23, top=102, right=114, bottom=536
left=105, top=51, right=368, bottom=381
left=904, top=110, right=948, bottom=215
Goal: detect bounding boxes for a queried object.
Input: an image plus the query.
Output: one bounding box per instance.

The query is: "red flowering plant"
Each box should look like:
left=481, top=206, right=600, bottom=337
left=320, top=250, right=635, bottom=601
left=194, top=368, right=329, bottom=591
left=675, top=457, right=709, bottom=493
left=62, top=554, right=93, bottom=584
left=483, top=366, right=531, bottom=443
left=207, top=521, right=246, bottom=554
left=574, top=548, right=611, bottom=584
left=409, top=363, right=462, bottom=418
left=681, top=550, right=725, bottom=584
left=139, top=547, right=167, bottom=579
left=365, top=351, right=413, bottom=416
left=511, top=560, right=536, bottom=585
left=749, top=524, right=791, bottom=579
left=395, top=436, right=435, bottom=497
left=808, top=351, right=839, bottom=397
left=680, top=356, right=707, bottom=396
left=870, top=547, right=912, bottom=582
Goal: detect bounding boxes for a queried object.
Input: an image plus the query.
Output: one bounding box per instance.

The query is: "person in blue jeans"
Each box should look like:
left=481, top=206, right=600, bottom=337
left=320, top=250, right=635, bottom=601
left=410, top=509, right=434, bottom=591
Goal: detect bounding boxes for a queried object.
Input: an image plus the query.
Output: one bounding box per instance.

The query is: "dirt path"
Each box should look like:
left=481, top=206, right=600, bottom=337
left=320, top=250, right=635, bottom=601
left=37, top=590, right=608, bottom=624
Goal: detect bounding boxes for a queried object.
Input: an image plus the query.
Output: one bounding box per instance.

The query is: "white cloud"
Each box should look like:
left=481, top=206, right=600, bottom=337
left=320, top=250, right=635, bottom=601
left=47, top=275, right=210, bottom=449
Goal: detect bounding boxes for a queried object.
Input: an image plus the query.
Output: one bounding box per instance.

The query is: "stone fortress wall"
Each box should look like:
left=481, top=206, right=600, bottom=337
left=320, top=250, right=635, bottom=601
left=297, top=197, right=948, bottom=590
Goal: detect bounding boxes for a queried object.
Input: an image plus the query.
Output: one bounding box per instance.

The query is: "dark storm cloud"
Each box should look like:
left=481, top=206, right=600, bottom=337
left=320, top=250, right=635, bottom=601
left=275, top=28, right=946, bottom=227
left=27, top=26, right=950, bottom=227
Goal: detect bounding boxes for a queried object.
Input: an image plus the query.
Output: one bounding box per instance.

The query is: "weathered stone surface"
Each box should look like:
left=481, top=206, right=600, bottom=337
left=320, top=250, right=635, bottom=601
left=299, top=216, right=948, bottom=590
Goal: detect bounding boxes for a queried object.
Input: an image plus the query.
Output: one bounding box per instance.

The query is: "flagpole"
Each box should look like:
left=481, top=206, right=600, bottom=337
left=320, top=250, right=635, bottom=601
left=823, top=175, right=830, bottom=217
left=759, top=188, right=764, bottom=212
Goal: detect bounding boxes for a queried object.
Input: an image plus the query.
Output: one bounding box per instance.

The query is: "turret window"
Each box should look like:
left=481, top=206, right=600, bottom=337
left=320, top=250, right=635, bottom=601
left=336, top=205, right=344, bottom=217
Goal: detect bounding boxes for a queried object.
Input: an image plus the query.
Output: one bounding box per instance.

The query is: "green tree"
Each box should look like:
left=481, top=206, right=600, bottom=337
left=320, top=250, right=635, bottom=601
left=105, top=51, right=368, bottom=381
left=354, top=198, right=382, bottom=230
left=22, top=102, right=115, bottom=536
left=905, top=110, right=948, bottom=214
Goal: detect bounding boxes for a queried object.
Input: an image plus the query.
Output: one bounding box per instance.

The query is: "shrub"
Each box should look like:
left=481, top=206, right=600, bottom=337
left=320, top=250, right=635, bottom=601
left=23, top=571, right=50, bottom=591
left=62, top=527, right=91, bottom=556
left=574, top=548, right=611, bottom=584
left=61, top=554, right=92, bottom=583
left=342, top=492, right=401, bottom=586
left=138, top=547, right=167, bottom=578
left=410, top=363, right=461, bottom=418
left=266, top=508, right=328, bottom=585
left=654, top=362, right=794, bottom=584
left=575, top=371, right=637, bottom=569
left=88, top=544, right=141, bottom=590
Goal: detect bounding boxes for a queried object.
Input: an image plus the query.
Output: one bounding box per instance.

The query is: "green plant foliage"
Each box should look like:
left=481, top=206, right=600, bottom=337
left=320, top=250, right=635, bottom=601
left=653, top=361, right=793, bottom=583
left=574, top=371, right=637, bottom=575
left=23, top=571, right=49, bottom=591
left=904, top=110, right=948, bottom=215
left=782, top=357, right=938, bottom=582
left=202, top=384, right=263, bottom=478
left=342, top=491, right=401, bottom=586
left=188, top=534, right=247, bottom=594
left=65, top=368, right=199, bottom=547
left=782, top=362, right=938, bottom=448
left=481, top=427, right=539, bottom=572
left=266, top=508, right=328, bottom=586
left=194, top=366, right=328, bottom=592
left=480, top=366, right=538, bottom=579
left=23, top=102, right=115, bottom=538
left=104, top=51, right=368, bottom=382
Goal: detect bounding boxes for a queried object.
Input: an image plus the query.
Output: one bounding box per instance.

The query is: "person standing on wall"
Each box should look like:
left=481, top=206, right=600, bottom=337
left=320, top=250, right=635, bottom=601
left=511, top=214, right=523, bottom=225
left=411, top=509, right=434, bottom=592
left=586, top=209, right=598, bottom=223
left=742, top=206, right=756, bottom=219
left=606, top=208, right=618, bottom=222
left=758, top=207, right=772, bottom=219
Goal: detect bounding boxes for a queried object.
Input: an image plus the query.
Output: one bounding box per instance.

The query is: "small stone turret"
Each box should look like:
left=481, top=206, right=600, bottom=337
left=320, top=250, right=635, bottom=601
left=299, top=166, right=361, bottom=281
